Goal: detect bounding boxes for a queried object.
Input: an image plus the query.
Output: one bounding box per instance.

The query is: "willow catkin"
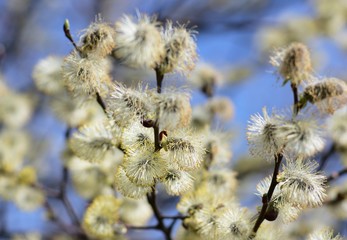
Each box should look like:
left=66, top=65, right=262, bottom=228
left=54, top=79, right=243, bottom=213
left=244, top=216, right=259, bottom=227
left=279, top=42, right=312, bottom=85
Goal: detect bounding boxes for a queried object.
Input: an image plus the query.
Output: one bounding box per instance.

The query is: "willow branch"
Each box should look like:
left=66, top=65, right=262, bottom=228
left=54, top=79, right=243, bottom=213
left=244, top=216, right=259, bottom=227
left=146, top=190, right=172, bottom=240
left=155, top=68, right=164, bottom=94
left=327, top=168, right=347, bottom=183
left=291, top=83, right=299, bottom=116
left=60, top=167, right=80, bottom=226
left=144, top=68, right=171, bottom=240
left=325, top=192, right=347, bottom=205
left=58, top=128, right=80, bottom=226
left=318, top=143, right=336, bottom=171
left=127, top=225, right=158, bottom=230
left=162, top=215, right=187, bottom=220
left=153, top=125, right=161, bottom=151
left=96, top=92, right=107, bottom=113
left=251, top=153, right=283, bottom=237
left=0, top=201, right=6, bottom=237
left=43, top=200, right=84, bottom=236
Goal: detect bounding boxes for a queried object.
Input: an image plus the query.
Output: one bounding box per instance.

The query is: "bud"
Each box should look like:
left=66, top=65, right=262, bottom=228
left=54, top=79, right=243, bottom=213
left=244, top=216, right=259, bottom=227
left=264, top=202, right=279, bottom=221
left=64, top=19, right=70, bottom=32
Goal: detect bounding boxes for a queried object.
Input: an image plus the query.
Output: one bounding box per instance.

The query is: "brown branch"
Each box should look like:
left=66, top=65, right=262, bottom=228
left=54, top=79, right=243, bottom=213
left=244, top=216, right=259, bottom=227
left=145, top=67, right=191, bottom=239
left=146, top=190, right=172, bottom=240
left=155, top=68, right=164, bottom=94
left=144, top=68, right=172, bottom=239
left=34, top=183, right=60, bottom=198
left=291, top=83, right=299, bottom=116
left=153, top=68, right=164, bottom=151
left=60, top=166, right=80, bottom=226
left=251, top=78, right=303, bottom=237
left=35, top=164, right=80, bottom=226
left=162, top=215, right=187, bottom=220
left=318, top=143, right=336, bottom=171
left=96, top=92, right=107, bottom=113
left=251, top=153, right=283, bottom=237
left=325, top=192, right=347, bottom=205
left=58, top=128, right=80, bottom=226
left=154, top=125, right=161, bottom=151
left=0, top=201, right=6, bottom=237
left=127, top=225, right=158, bottom=230
left=327, top=168, right=347, bottom=183
left=45, top=200, right=86, bottom=238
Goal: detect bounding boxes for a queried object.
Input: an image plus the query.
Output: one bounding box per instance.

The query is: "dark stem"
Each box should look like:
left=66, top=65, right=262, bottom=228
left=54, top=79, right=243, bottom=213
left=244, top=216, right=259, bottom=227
left=65, top=127, right=72, bottom=139
left=96, top=92, right=107, bottom=113
left=128, top=225, right=158, bottom=230
left=144, top=68, right=171, bottom=239
left=44, top=200, right=84, bottom=235
left=59, top=127, right=80, bottom=226
left=327, top=168, right=347, bottom=183
left=155, top=68, right=164, bottom=94
left=153, top=68, right=164, bottom=151
left=162, top=215, right=187, bottom=220
left=44, top=200, right=68, bottom=231
left=291, top=83, right=299, bottom=116
left=146, top=190, right=172, bottom=240
left=45, top=200, right=86, bottom=238
left=318, top=143, right=336, bottom=171
left=168, top=218, right=178, bottom=235
left=202, top=81, right=215, bottom=98
left=60, top=167, right=80, bottom=226
left=166, top=215, right=188, bottom=236
left=154, top=125, right=161, bottom=151
left=325, top=192, right=347, bottom=205
left=204, top=143, right=214, bottom=170
left=35, top=183, right=60, bottom=198
left=0, top=201, right=6, bottom=236
left=251, top=153, right=283, bottom=237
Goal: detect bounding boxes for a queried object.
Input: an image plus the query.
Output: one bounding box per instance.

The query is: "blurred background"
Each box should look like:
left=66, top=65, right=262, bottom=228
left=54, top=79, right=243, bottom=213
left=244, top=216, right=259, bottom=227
left=1, top=0, right=347, bottom=239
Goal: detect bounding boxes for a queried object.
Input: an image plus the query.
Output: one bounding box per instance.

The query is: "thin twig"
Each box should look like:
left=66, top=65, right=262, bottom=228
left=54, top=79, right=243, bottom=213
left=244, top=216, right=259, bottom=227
left=35, top=155, right=81, bottom=228
left=154, top=125, right=161, bottom=151
left=44, top=200, right=68, bottom=231
left=96, top=92, right=107, bottom=113
left=251, top=80, right=300, bottom=238
left=34, top=183, right=60, bottom=198
left=153, top=68, right=164, bottom=151
left=127, top=225, right=158, bottom=230
left=60, top=167, right=80, bottom=226
left=168, top=218, right=178, bottom=235
left=162, top=215, right=187, bottom=220
left=43, top=200, right=83, bottom=235
left=291, top=83, right=299, bottom=116
left=327, top=168, right=347, bottom=183
left=318, top=143, right=336, bottom=171
left=251, top=153, right=283, bottom=237
left=155, top=68, right=164, bottom=94
left=63, top=19, right=80, bottom=52
left=144, top=68, right=171, bottom=240
left=325, top=192, right=347, bottom=205
left=59, top=127, right=80, bottom=226
left=146, top=190, right=171, bottom=240
left=0, top=201, right=6, bottom=236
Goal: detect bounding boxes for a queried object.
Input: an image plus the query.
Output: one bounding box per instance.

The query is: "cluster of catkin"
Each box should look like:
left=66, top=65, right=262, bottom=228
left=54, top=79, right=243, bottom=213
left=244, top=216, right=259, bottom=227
left=0, top=78, right=42, bottom=213
left=28, top=12, right=347, bottom=240
left=33, top=13, right=237, bottom=240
